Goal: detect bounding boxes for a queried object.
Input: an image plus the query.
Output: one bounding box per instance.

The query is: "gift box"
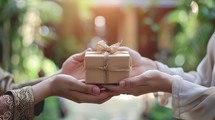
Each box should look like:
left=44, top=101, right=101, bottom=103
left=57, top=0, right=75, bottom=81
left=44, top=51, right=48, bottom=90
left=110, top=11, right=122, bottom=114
left=85, top=51, right=131, bottom=84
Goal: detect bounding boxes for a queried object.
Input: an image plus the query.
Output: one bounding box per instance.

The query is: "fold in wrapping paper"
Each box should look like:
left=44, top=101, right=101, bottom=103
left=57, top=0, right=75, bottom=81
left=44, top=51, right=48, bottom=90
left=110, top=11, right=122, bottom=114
left=85, top=51, right=131, bottom=84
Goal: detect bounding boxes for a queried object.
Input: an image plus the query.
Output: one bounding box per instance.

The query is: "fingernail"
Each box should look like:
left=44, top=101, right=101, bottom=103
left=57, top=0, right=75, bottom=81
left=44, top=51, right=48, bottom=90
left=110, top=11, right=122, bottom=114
left=87, top=48, right=92, bottom=51
left=119, top=81, right=126, bottom=87
left=92, top=86, right=100, bottom=94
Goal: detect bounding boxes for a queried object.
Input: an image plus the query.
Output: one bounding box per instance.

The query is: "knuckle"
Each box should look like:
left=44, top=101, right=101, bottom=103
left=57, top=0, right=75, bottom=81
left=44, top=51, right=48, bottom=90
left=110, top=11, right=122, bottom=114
left=130, top=80, right=138, bottom=87
left=125, top=80, right=132, bottom=88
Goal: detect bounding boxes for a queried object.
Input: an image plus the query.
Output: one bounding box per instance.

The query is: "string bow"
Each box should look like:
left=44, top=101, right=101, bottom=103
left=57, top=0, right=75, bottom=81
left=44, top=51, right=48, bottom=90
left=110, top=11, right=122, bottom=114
left=95, top=40, right=122, bottom=54
left=93, top=40, right=124, bottom=83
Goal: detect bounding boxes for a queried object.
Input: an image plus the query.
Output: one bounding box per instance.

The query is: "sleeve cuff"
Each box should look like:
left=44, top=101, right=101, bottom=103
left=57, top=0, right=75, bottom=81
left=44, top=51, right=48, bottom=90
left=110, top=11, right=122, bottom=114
left=171, top=75, right=208, bottom=119
left=171, top=75, right=182, bottom=118
left=6, top=86, right=34, bottom=120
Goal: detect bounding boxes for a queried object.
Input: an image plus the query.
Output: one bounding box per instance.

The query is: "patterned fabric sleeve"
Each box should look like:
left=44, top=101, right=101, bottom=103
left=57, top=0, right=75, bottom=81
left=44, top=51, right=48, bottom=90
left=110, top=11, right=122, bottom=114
left=0, top=86, right=35, bottom=120
left=0, top=95, right=13, bottom=120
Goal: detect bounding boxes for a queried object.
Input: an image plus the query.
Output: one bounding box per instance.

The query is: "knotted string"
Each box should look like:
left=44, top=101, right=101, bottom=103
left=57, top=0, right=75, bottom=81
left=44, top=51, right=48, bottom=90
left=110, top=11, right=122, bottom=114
left=88, top=40, right=130, bottom=83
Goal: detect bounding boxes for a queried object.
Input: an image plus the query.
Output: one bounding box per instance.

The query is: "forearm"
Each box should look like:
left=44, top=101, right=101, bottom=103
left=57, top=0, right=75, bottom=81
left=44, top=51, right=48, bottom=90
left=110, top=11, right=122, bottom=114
left=13, top=70, right=61, bottom=89
left=155, top=61, right=203, bottom=85
left=32, top=76, right=53, bottom=104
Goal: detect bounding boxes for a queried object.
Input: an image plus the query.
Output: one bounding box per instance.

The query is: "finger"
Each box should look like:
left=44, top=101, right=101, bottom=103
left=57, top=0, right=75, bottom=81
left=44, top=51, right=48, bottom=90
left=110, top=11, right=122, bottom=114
left=72, top=48, right=91, bottom=62
left=79, top=79, right=85, bottom=83
left=66, top=77, right=101, bottom=95
left=92, top=86, right=100, bottom=94
left=118, top=46, right=131, bottom=51
left=119, top=80, right=126, bottom=87
left=95, top=91, right=120, bottom=104
left=72, top=52, right=85, bottom=63
left=119, top=47, right=143, bottom=65
left=102, top=85, right=121, bottom=92
left=65, top=91, right=115, bottom=104
left=86, top=48, right=93, bottom=51
left=78, top=79, right=100, bottom=94
left=119, top=47, right=141, bottom=58
left=142, top=70, right=162, bottom=78
left=122, top=73, right=147, bottom=88
left=102, top=85, right=128, bottom=94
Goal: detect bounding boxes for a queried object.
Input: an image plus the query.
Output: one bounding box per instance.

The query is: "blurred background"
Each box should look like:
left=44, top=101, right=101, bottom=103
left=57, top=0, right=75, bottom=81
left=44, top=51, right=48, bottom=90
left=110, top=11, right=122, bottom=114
left=0, top=0, right=215, bottom=120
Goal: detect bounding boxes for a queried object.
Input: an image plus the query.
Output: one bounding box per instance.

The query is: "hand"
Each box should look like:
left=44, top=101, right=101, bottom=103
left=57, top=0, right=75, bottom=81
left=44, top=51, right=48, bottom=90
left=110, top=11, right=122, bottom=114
left=32, top=74, right=118, bottom=104
left=59, top=48, right=91, bottom=79
left=119, top=47, right=157, bottom=77
left=103, top=70, right=172, bottom=96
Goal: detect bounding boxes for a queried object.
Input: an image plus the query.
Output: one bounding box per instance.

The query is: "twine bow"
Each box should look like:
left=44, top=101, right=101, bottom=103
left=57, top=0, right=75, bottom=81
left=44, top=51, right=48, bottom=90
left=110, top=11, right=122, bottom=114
left=92, top=40, right=129, bottom=84
left=95, top=40, right=122, bottom=54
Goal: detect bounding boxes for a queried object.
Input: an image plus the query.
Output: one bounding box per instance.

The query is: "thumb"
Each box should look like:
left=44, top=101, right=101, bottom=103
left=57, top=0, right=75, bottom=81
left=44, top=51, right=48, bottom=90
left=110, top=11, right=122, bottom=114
left=142, top=70, right=162, bottom=79
left=119, top=74, right=144, bottom=88
left=73, top=48, right=92, bottom=62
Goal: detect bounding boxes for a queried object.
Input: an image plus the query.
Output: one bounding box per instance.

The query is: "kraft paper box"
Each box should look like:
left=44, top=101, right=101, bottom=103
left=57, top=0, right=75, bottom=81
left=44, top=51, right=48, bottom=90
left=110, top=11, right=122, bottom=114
left=85, top=51, right=131, bottom=84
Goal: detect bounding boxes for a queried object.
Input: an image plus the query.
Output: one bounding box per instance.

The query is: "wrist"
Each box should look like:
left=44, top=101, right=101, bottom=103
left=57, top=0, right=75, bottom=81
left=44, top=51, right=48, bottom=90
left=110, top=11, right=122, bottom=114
left=160, top=73, right=173, bottom=93
left=32, top=76, right=54, bottom=104
left=141, top=58, right=158, bottom=70
left=164, top=75, right=173, bottom=93
left=153, top=61, right=159, bottom=70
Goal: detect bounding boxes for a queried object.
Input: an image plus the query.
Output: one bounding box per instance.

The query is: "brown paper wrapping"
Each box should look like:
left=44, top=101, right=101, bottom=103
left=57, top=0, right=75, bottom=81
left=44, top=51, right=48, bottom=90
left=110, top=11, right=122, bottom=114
left=85, top=51, right=131, bottom=84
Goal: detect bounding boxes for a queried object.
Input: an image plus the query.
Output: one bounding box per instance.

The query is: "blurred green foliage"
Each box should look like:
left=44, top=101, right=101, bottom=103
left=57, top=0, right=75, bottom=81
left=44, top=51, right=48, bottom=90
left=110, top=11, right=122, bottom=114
left=148, top=102, right=176, bottom=120
left=164, top=0, right=215, bottom=71
left=0, top=1, right=63, bottom=120
left=34, top=97, right=59, bottom=120
left=0, top=0, right=60, bottom=82
left=1, top=0, right=215, bottom=120
left=142, top=0, right=214, bottom=119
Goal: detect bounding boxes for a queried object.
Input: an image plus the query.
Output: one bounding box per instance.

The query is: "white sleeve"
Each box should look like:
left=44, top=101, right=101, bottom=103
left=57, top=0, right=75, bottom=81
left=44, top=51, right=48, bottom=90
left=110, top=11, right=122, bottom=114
left=154, top=32, right=215, bottom=118
left=156, top=32, right=215, bottom=86
left=156, top=56, right=212, bottom=86
left=172, top=75, right=215, bottom=120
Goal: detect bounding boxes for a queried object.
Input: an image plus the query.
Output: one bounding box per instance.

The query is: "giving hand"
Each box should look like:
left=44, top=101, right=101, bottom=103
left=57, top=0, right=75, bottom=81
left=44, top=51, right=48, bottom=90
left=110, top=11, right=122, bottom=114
left=119, top=47, right=157, bottom=77
left=33, top=74, right=118, bottom=104
left=59, top=48, right=91, bottom=79
left=103, top=70, right=172, bottom=96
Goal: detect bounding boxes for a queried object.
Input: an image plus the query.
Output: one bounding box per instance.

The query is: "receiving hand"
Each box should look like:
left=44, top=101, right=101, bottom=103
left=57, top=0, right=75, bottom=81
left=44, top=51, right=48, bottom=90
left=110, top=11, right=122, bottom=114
left=119, top=47, right=158, bottom=77
left=103, top=70, right=172, bottom=96
left=33, top=74, right=118, bottom=104
left=59, top=48, right=91, bottom=79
